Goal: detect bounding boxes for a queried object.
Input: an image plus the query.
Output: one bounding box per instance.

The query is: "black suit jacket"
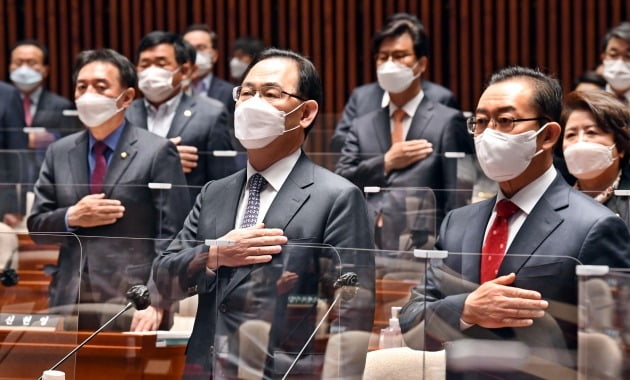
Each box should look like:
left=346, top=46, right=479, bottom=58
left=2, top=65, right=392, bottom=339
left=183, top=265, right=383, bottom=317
left=331, top=81, right=459, bottom=152
left=27, top=124, right=190, bottom=311
left=153, top=152, right=375, bottom=379
left=125, top=94, right=236, bottom=197
left=0, top=81, right=26, bottom=217
left=206, top=76, right=235, bottom=116
left=32, top=89, right=80, bottom=136
left=400, top=173, right=630, bottom=375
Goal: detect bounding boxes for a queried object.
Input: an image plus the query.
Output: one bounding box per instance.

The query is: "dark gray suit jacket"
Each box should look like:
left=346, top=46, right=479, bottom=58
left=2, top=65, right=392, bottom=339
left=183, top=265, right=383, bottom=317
left=331, top=81, right=459, bottom=152
left=400, top=173, right=630, bottom=359
left=206, top=76, right=235, bottom=116
left=153, top=152, right=375, bottom=379
left=27, top=124, right=190, bottom=310
left=32, top=89, right=80, bottom=136
left=0, top=81, right=26, bottom=217
left=125, top=93, right=236, bottom=197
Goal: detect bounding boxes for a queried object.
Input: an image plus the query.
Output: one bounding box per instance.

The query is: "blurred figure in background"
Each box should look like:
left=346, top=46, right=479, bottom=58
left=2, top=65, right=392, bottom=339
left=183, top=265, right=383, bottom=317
left=573, top=71, right=607, bottom=92
left=229, top=36, right=265, bottom=83
left=599, top=22, right=630, bottom=104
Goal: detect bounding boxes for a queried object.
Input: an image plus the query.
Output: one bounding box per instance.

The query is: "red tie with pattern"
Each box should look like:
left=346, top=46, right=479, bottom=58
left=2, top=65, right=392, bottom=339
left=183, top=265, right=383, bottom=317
left=480, top=199, right=520, bottom=284
left=90, top=141, right=108, bottom=194
left=23, top=96, right=32, bottom=126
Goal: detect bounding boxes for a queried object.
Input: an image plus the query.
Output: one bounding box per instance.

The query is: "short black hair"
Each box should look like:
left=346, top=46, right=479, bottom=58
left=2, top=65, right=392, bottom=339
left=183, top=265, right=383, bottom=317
left=601, top=22, right=630, bottom=52
left=182, top=39, right=196, bottom=64
left=242, top=48, right=323, bottom=133
left=137, top=31, right=188, bottom=65
left=232, top=37, right=265, bottom=57
left=72, top=48, right=137, bottom=88
left=488, top=66, right=563, bottom=123
left=573, top=71, right=607, bottom=91
left=183, top=24, right=218, bottom=49
left=372, top=13, right=430, bottom=58
left=10, top=39, right=49, bottom=65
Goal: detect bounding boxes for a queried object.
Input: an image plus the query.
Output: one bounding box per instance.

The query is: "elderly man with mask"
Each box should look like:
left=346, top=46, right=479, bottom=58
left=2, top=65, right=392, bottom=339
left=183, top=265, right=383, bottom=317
left=600, top=22, right=630, bottom=104
left=27, top=49, right=190, bottom=331
left=153, top=48, right=375, bottom=379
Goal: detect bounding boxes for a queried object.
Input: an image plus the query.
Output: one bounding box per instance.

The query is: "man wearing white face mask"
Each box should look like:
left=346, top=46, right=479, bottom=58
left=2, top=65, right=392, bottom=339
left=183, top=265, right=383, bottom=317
left=336, top=16, right=472, bottom=250
left=153, top=48, right=375, bottom=379
left=126, top=31, right=235, bottom=199
left=229, top=36, right=265, bottom=83
left=183, top=24, right=235, bottom=115
left=28, top=49, right=190, bottom=332
left=599, top=22, right=630, bottom=104
left=400, top=67, right=630, bottom=377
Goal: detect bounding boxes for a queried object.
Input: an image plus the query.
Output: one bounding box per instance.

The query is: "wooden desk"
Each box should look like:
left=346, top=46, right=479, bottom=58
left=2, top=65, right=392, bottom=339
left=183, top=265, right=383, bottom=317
left=0, top=330, right=186, bottom=379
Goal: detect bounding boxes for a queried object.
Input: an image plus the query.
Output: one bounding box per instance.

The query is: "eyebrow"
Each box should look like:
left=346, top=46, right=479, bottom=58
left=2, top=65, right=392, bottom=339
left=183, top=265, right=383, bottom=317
left=241, top=81, right=283, bottom=88
left=475, top=105, right=517, bottom=114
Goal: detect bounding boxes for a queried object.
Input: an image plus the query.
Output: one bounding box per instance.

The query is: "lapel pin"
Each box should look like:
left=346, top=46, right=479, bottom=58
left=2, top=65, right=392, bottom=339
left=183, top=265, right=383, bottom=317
left=121, top=152, right=128, bottom=159
left=184, top=110, right=192, bottom=117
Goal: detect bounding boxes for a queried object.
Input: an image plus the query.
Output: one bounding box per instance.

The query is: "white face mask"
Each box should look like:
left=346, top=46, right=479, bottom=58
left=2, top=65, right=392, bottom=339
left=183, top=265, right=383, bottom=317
left=234, top=95, right=304, bottom=149
left=76, top=91, right=126, bottom=128
left=602, top=59, right=630, bottom=92
left=475, top=124, right=548, bottom=182
left=195, top=51, right=213, bottom=75
left=376, top=60, right=420, bottom=94
left=564, top=141, right=616, bottom=180
left=230, top=57, right=249, bottom=79
left=138, top=66, right=178, bottom=103
left=10, top=65, right=43, bottom=92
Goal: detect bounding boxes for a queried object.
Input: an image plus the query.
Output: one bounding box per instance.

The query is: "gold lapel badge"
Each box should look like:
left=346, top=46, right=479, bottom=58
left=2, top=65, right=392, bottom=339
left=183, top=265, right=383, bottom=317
left=184, top=110, right=192, bottom=117
left=121, top=152, right=128, bottom=159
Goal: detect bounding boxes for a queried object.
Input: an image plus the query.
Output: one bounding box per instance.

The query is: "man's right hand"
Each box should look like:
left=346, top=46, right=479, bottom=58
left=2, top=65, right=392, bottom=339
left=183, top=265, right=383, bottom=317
left=67, top=193, right=125, bottom=228
left=206, top=224, right=287, bottom=270
left=384, top=139, right=433, bottom=174
left=461, top=273, right=549, bottom=329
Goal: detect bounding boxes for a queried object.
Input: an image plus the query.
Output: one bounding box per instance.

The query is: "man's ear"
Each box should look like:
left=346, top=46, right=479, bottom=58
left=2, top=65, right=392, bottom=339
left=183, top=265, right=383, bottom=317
left=41, top=65, right=49, bottom=79
left=298, top=100, right=319, bottom=128
left=119, top=87, right=136, bottom=108
left=417, top=56, right=428, bottom=74
left=540, top=122, right=562, bottom=151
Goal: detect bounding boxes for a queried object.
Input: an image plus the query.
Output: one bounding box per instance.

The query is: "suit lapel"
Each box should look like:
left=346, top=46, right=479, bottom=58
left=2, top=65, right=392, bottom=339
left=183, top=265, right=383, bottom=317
left=32, top=90, right=49, bottom=126
left=167, top=94, right=194, bottom=138
left=126, top=100, right=149, bottom=130
left=101, top=125, right=138, bottom=196
left=370, top=108, right=392, bottom=153
left=405, top=97, right=434, bottom=141
left=502, top=176, right=567, bottom=274
left=67, top=131, right=90, bottom=200
left=460, top=198, right=495, bottom=282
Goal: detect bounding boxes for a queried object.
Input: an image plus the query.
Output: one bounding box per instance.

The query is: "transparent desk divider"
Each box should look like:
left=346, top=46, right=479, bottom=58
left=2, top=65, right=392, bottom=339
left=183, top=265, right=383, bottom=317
left=412, top=250, right=583, bottom=378
left=0, top=230, right=81, bottom=379
left=577, top=266, right=630, bottom=379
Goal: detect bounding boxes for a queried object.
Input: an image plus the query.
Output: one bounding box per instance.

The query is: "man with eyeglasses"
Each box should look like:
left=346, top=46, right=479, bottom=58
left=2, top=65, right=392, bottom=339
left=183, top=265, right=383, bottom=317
left=399, top=66, right=630, bottom=378
left=600, top=22, right=630, bottom=104
left=153, top=48, right=375, bottom=379
left=335, top=15, right=472, bottom=251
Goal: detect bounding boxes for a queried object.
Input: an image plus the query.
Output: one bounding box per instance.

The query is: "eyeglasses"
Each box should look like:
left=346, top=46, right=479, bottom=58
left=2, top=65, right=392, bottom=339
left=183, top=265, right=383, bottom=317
left=603, top=50, right=630, bottom=62
left=232, top=85, right=306, bottom=103
left=466, top=115, right=550, bottom=134
left=375, top=51, right=415, bottom=64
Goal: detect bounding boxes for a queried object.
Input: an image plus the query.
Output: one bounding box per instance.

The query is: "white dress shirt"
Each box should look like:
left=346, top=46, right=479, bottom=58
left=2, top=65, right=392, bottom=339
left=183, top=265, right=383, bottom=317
left=382, top=90, right=424, bottom=141
left=605, top=84, right=630, bottom=104
left=145, top=92, right=183, bottom=137
left=234, top=148, right=301, bottom=229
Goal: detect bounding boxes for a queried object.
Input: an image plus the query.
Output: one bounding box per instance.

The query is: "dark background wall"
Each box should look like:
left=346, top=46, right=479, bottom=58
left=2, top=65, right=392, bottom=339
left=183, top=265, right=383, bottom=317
left=1, top=0, right=628, bottom=151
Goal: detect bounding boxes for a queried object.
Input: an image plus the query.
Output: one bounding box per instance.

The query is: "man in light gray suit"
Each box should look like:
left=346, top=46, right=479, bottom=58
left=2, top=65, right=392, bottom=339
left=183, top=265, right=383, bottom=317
left=27, top=49, right=190, bottom=332
left=153, top=48, right=375, bottom=379
left=126, top=31, right=235, bottom=198
left=399, top=67, right=630, bottom=378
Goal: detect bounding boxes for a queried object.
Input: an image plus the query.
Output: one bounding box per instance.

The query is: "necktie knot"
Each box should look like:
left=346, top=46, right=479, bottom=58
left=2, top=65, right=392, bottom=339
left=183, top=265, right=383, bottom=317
left=392, top=109, right=407, bottom=123
left=495, top=199, right=519, bottom=218
left=93, top=141, right=108, bottom=155
left=248, top=173, right=267, bottom=194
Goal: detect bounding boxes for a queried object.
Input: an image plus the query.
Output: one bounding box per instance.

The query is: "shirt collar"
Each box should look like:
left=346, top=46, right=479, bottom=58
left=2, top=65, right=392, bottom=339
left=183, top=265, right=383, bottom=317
left=21, top=86, right=43, bottom=105
left=383, top=89, right=425, bottom=119
left=605, top=84, right=630, bottom=103
left=496, top=165, right=557, bottom=215
left=245, top=148, right=301, bottom=192
left=144, top=91, right=183, bottom=116
left=88, top=120, right=126, bottom=153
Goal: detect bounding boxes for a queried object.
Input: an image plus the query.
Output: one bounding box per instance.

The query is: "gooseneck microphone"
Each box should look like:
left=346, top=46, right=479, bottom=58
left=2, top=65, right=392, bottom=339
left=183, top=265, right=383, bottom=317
left=38, top=285, right=151, bottom=379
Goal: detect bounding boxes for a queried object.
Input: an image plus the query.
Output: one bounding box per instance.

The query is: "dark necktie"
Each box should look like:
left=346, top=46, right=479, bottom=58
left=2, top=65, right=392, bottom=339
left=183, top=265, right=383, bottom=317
left=241, top=173, right=268, bottom=228
left=481, top=199, right=520, bottom=284
left=90, top=141, right=109, bottom=194
left=23, top=96, right=32, bottom=126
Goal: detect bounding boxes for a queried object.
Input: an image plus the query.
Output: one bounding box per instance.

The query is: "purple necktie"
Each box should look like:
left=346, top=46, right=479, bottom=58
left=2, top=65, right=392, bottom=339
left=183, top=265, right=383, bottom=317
left=241, top=174, right=267, bottom=228
left=90, top=141, right=108, bottom=194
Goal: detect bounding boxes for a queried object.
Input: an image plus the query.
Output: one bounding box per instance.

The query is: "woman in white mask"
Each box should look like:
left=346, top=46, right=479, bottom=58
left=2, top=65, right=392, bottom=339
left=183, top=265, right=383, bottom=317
left=561, top=90, right=630, bottom=224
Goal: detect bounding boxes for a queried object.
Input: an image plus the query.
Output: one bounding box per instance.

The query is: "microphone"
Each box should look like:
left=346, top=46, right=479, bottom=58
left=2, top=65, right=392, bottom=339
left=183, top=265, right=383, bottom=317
left=38, top=285, right=151, bottom=379
left=0, top=246, right=19, bottom=287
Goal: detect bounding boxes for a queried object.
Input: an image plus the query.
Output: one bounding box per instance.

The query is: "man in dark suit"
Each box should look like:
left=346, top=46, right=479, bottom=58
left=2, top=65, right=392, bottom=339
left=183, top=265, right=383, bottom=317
left=399, top=67, right=630, bottom=377
left=27, top=49, right=190, bottom=331
left=126, top=31, right=235, bottom=198
left=153, top=48, right=375, bottom=379
left=183, top=24, right=235, bottom=115
left=335, top=17, right=472, bottom=250
left=330, top=13, right=460, bottom=152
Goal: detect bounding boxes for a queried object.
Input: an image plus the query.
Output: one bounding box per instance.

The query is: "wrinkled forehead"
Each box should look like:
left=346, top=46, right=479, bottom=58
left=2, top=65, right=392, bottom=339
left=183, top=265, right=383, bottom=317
left=476, top=79, right=536, bottom=115
left=242, top=57, right=299, bottom=91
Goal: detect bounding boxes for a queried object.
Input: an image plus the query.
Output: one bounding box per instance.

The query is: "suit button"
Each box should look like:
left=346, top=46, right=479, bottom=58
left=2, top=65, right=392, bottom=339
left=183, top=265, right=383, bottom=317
left=219, top=303, right=227, bottom=313
left=209, top=345, right=215, bottom=355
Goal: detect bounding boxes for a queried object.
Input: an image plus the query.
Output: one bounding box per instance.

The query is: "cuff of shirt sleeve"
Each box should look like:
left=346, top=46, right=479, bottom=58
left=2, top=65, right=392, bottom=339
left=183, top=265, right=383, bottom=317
left=459, top=318, right=475, bottom=330
left=64, top=209, right=77, bottom=232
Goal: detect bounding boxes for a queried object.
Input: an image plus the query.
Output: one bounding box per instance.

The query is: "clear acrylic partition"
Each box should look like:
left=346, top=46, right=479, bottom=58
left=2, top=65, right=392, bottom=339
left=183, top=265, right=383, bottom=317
left=0, top=230, right=81, bottom=379
left=577, top=266, right=630, bottom=379
left=414, top=251, right=582, bottom=378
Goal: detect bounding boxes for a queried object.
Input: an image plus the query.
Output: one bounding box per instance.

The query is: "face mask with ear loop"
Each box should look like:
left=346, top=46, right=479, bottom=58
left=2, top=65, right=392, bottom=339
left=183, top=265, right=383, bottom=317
left=76, top=91, right=127, bottom=128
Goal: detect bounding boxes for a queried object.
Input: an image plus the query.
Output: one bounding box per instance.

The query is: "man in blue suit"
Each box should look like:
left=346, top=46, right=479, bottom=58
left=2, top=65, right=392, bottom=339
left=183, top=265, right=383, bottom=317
left=400, top=67, right=630, bottom=378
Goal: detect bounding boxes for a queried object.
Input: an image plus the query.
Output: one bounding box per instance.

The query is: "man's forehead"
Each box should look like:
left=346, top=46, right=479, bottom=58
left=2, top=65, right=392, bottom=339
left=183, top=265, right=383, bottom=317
left=477, top=79, right=534, bottom=111
left=77, top=61, right=118, bottom=80
left=12, top=45, right=43, bottom=58
left=243, top=57, right=298, bottom=88
left=139, top=43, right=176, bottom=58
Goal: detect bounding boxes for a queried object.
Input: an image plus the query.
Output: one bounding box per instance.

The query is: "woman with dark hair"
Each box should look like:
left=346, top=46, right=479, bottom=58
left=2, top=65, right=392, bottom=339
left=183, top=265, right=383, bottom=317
left=561, top=90, right=630, bottom=224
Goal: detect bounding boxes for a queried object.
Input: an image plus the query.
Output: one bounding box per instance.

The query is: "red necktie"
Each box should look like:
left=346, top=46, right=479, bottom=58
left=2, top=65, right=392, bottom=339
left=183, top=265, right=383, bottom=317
left=23, top=96, right=32, bottom=126
left=481, top=199, right=520, bottom=284
left=391, top=109, right=407, bottom=144
left=90, top=141, right=108, bottom=194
